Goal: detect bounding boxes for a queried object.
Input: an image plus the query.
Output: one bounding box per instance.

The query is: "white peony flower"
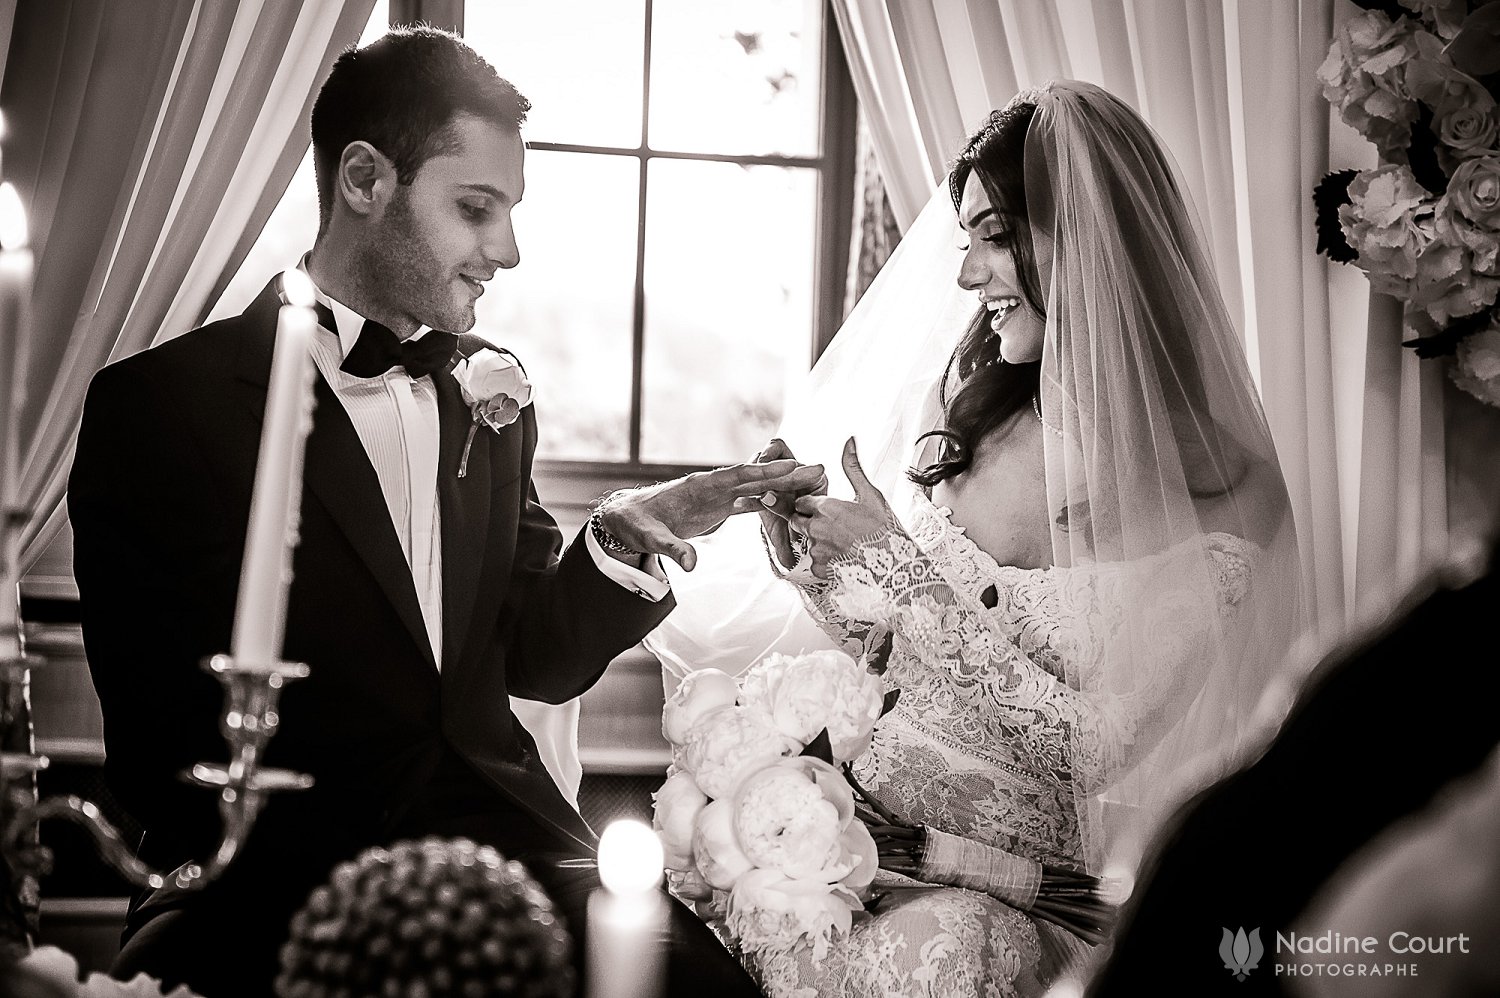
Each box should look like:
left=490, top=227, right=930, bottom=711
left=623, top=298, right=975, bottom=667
left=732, top=757, right=860, bottom=882
left=726, top=869, right=863, bottom=960
left=677, top=705, right=798, bottom=799
left=651, top=769, right=708, bottom=870
left=737, top=651, right=884, bottom=762
left=692, top=798, right=757, bottom=890
left=13, top=946, right=201, bottom=996
left=661, top=668, right=739, bottom=746
left=838, top=821, right=881, bottom=894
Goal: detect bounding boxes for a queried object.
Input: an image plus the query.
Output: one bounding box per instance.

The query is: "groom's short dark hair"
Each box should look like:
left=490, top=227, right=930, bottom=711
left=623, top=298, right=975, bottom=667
left=310, top=24, right=530, bottom=230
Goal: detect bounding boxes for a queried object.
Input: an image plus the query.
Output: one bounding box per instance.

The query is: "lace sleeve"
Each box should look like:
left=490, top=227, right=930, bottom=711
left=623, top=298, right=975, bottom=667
left=760, top=527, right=894, bottom=665
left=829, top=526, right=1252, bottom=793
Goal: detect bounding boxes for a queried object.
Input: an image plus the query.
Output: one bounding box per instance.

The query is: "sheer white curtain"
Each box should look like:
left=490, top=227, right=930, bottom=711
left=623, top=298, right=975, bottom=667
left=832, top=0, right=1451, bottom=638
left=5, top=0, right=375, bottom=576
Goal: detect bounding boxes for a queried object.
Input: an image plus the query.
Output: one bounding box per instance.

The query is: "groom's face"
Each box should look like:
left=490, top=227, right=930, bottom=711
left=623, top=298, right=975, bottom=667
left=369, top=113, right=524, bottom=334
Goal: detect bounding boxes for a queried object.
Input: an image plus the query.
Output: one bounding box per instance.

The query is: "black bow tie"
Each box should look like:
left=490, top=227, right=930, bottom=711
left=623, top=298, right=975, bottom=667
left=339, top=318, right=458, bottom=379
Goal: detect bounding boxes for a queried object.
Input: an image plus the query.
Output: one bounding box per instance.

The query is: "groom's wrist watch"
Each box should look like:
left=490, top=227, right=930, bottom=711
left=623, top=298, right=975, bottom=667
left=590, top=499, right=643, bottom=558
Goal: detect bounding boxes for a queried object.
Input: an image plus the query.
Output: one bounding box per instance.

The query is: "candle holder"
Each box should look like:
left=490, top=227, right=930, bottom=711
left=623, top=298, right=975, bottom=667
left=0, top=650, right=313, bottom=900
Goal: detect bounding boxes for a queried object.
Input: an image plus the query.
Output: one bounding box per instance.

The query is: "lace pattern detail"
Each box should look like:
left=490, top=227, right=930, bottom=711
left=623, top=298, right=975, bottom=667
left=748, top=885, right=1048, bottom=998
left=757, top=492, right=1253, bottom=994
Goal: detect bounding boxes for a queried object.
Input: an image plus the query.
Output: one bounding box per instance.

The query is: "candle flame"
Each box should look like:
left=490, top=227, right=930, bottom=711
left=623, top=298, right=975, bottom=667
left=0, top=183, right=28, bottom=250
left=280, top=268, right=316, bottom=308
left=598, top=820, right=663, bottom=895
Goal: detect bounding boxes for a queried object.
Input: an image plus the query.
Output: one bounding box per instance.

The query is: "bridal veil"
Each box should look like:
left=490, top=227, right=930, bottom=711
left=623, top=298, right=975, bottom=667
left=647, top=80, right=1303, bottom=876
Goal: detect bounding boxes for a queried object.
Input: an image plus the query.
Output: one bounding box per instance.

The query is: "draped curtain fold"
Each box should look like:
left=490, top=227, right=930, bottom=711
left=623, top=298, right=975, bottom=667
left=1, top=0, right=375, bottom=575
left=832, top=0, right=1455, bottom=637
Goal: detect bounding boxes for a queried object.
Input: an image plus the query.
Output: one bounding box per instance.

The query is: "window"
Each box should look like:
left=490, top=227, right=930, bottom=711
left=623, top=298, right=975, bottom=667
left=213, top=0, right=853, bottom=483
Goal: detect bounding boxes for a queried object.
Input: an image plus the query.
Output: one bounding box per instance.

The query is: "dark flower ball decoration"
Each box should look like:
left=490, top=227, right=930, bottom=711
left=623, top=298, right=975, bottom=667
left=275, top=837, right=574, bottom=998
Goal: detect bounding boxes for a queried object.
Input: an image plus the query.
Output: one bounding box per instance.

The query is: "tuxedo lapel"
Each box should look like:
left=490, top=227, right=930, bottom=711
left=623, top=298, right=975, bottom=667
left=434, top=366, right=490, bottom=674
left=233, top=279, right=436, bottom=672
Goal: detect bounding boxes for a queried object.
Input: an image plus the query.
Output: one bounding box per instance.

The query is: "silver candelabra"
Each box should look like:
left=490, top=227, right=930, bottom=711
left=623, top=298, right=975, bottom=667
left=0, top=645, right=313, bottom=901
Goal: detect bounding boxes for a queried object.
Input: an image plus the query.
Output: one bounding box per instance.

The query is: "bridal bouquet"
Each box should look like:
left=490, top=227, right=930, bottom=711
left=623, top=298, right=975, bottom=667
left=1315, top=0, right=1500, bottom=407
left=652, top=651, right=891, bottom=960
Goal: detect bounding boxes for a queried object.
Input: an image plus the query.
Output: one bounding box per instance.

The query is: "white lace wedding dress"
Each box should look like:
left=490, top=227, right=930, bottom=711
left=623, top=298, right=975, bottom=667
left=747, top=490, right=1255, bottom=997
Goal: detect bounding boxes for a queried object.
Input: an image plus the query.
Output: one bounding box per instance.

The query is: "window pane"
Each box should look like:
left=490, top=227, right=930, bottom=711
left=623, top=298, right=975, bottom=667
left=649, top=0, right=822, bottom=157
left=641, top=159, right=816, bottom=465
left=465, top=0, right=645, bottom=148
left=208, top=0, right=389, bottom=321
left=474, top=150, right=638, bottom=461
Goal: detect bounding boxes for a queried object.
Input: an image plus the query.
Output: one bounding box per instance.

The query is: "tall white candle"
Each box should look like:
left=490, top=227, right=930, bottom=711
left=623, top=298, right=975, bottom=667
left=230, top=269, right=318, bottom=668
left=0, top=181, right=31, bottom=662
left=588, top=820, right=667, bottom=998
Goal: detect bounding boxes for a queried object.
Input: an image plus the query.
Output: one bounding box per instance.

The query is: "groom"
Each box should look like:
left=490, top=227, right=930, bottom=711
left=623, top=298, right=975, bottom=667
left=68, top=26, right=816, bottom=997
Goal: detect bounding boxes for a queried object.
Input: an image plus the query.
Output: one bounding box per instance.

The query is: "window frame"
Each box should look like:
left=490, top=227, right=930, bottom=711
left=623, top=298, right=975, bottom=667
left=391, top=1, right=854, bottom=527
left=409, top=0, right=855, bottom=486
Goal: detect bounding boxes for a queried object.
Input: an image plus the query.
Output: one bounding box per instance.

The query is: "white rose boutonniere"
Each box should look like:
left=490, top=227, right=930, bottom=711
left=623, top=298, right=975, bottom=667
left=452, top=347, right=533, bottom=478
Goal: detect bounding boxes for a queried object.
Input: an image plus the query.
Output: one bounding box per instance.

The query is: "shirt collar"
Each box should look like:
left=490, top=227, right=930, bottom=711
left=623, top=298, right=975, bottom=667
left=297, top=253, right=433, bottom=362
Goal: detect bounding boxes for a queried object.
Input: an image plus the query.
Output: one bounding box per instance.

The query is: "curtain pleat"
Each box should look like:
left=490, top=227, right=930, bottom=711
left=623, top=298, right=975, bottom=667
left=3, top=0, right=375, bottom=569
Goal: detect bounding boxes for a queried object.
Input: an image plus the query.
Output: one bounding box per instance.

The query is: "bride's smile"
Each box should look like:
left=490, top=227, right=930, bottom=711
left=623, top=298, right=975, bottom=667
left=956, top=173, right=1047, bottom=363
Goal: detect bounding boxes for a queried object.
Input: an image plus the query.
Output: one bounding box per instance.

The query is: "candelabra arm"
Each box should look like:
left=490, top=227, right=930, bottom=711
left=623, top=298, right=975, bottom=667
left=2, top=794, right=166, bottom=890
left=0, top=653, right=312, bottom=899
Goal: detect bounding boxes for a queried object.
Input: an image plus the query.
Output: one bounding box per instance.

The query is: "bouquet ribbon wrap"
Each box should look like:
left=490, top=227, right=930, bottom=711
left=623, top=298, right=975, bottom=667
left=918, top=827, right=1042, bottom=911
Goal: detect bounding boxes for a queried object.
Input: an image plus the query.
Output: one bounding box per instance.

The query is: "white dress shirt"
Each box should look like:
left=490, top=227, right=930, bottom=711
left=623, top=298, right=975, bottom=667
left=299, top=268, right=669, bottom=801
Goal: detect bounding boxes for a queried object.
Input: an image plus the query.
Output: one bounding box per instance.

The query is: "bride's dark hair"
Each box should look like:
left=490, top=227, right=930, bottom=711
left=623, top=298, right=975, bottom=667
left=910, top=96, right=1043, bottom=488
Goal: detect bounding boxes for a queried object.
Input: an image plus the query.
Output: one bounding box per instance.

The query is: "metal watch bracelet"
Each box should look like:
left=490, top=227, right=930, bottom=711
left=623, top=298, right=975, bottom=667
left=589, top=504, right=643, bottom=557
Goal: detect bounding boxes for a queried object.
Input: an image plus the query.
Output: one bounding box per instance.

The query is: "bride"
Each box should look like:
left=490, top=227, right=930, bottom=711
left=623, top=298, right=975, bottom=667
left=648, top=80, right=1302, bottom=996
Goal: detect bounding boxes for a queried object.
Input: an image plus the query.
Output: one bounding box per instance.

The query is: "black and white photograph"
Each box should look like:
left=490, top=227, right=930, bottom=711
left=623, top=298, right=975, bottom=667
left=0, top=1, right=1497, bottom=995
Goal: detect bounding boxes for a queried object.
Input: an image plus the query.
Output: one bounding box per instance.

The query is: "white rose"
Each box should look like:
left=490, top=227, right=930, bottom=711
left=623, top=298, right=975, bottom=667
left=739, top=650, right=884, bottom=762
left=677, top=705, right=797, bottom=799
left=692, top=798, right=757, bottom=890
left=452, top=348, right=533, bottom=425
left=662, top=668, right=739, bottom=746
left=725, top=868, right=863, bottom=960
left=651, top=770, right=708, bottom=870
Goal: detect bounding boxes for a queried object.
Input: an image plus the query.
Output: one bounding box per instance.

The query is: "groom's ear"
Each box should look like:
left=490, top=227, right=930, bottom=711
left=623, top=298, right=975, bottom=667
left=335, top=141, right=395, bottom=218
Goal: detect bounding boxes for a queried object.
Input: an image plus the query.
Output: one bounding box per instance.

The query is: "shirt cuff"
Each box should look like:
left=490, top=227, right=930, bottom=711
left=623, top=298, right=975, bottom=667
left=584, top=526, right=671, bottom=602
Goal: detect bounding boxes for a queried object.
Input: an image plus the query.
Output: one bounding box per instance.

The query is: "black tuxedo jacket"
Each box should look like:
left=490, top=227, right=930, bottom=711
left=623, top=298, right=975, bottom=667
left=68, top=277, right=673, bottom=889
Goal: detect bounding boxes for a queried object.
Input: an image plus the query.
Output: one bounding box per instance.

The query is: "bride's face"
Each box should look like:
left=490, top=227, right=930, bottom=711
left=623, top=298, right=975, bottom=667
left=956, top=174, right=1046, bottom=364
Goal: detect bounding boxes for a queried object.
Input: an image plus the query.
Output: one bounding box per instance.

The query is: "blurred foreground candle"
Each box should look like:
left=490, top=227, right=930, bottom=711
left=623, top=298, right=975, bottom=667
left=230, top=269, right=318, bottom=667
left=0, top=181, right=31, bottom=661
left=588, top=819, right=667, bottom=998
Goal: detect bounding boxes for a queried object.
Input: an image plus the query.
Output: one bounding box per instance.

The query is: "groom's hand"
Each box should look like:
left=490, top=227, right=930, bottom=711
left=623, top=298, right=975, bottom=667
left=598, top=459, right=827, bottom=572
left=729, top=438, right=824, bottom=567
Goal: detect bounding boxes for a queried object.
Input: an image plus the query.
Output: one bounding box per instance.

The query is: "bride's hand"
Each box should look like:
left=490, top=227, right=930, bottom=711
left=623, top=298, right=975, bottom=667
left=787, top=438, right=895, bottom=579
left=735, top=437, right=825, bottom=567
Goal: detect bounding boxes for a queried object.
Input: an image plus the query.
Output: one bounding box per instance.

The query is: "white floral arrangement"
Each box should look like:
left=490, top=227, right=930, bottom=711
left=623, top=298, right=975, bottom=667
left=1315, top=0, right=1500, bottom=407
left=6, top=946, right=199, bottom=997
left=652, top=651, right=893, bottom=961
